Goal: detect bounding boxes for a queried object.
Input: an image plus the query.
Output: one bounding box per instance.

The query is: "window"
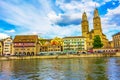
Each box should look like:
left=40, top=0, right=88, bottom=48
left=89, top=43, right=91, bottom=45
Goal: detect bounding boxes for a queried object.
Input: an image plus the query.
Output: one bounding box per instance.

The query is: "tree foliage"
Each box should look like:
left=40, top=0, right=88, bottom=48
left=51, top=37, right=63, bottom=45
left=93, top=35, right=103, bottom=48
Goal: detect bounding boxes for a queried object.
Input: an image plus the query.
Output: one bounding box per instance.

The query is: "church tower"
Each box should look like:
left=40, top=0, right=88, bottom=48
left=93, top=8, right=102, bottom=35
left=81, top=12, right=89, bottom=37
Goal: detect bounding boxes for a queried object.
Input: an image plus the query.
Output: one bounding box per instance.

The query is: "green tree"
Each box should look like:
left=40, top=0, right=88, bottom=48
left=93, top=35, right=103, bottom=48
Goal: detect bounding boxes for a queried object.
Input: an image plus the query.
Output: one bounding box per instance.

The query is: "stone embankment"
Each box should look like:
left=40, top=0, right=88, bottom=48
left=0, top=52, right=120, bottom=60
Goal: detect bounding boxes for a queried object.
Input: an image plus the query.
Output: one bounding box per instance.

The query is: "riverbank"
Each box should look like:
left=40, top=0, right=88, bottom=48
left=0, top=52, right=120, bottom=60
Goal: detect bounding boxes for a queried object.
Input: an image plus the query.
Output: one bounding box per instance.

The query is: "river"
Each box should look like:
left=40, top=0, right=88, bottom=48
left=0, top=57, right=120, bottom=80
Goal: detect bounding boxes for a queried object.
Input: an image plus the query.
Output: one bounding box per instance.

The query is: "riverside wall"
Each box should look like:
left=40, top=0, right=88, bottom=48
left=0, top=52, right=120, bottom=60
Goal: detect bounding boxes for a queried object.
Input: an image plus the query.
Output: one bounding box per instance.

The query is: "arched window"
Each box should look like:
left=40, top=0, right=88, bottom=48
left=31, top=52, right=34, bottom=56
left=27, top=52, right=30, bottom=56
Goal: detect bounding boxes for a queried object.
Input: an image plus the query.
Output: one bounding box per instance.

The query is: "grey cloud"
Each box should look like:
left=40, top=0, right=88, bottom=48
left=55, top=15, right=81, bottom=26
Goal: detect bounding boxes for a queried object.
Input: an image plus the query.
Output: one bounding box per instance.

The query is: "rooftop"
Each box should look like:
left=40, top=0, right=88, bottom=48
left=13, top=35, right=38, bottom=43
left=113, top=32, right=120, bottom=36
left=63, top=36, right=85, bottom=39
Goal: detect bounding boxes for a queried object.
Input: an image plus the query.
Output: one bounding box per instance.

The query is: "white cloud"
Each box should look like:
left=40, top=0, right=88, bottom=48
left=0, top=33, right=9, bottom=39
left=47, top=11, right=62, bottom=22
left=0, top=0, right=120, bottom=41
left=106, top=5, right=120, bottom=16
left=5, top=29, right=15, bottom=33
left=101, top=5, right=120, bottom=40
left=0, top=0, right=82, bottom=38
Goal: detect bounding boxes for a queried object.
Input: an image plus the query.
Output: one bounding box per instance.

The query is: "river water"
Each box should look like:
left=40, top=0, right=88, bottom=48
left=0, top=57, right=120, bottom=80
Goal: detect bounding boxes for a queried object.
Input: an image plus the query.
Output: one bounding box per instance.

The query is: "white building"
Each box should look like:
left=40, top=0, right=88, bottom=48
left=63, top=36, right=87, bottom=52
left=3, top=37, right=13, bottom=55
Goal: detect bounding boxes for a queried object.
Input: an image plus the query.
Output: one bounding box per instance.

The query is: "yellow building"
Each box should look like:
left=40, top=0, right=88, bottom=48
left=108, top=41, right=114, bottom=48
left=39, top=38, right=63, bottom=52
left=13, top=35, right=39, bottom=56
left=39, top=39, right=51, bottom=52
left=81, top=8, right=109, bottom=49
left=0, top=41, right=3, bottom=56
left=112, top=32, right=120, bottom=49
left=63, top=36, right=87, bottom=52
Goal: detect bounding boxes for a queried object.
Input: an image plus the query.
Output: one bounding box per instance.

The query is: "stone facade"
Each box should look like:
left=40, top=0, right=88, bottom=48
left=81, top=8, right=109, bottom=49
left=112, top=32, right=120, bottom=50
left=108, top=41, right=114, bottom=48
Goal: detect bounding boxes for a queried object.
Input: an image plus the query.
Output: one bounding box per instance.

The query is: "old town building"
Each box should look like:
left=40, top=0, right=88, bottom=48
left=112, top=32, right=120, bottom=50
left=3, top=37, right=13, bottom=55
left=63, top=36, right=86, bottom=52
left=13, top=35, right=39, bottom=56
left=108, top=41, right=114, bottom=48
left=0, top=41, right=3, bottom=56
left=81, top=8, right=109, bottom=49
left=39, top=39, right=51, bottom=52
left=39, top=38, right=63, bottom=52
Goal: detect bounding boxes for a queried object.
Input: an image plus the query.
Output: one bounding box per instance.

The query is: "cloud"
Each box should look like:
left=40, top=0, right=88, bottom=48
left=0, top=0, right=82, bottom=38
left=5, top=29, right=15, bottom=33
left=0, top=33, right=9, bottom=39
left=106, top=5, right=120, bottom=25
left=101, top=4, right=120, bottom=40
left=54, top=0, right=100, bottom=26
left=54, top=15, right=81, bottom=26
left=0, top=0, right=120, bottom=41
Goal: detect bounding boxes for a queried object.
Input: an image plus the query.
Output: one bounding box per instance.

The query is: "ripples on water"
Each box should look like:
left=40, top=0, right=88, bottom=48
left=0, top=57, right=120, bottom=80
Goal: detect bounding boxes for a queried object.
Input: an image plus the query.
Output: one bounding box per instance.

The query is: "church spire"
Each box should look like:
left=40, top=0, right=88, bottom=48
left=93, top=8, right=102, bottom=35
left=81, top=12, right=89, bottom=37
left=82, top=12, right=87, bottom=21
left=94, top=8, right=99, bottom=17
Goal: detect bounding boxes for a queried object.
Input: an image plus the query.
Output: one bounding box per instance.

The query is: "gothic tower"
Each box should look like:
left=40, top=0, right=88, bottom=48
left=93, top=8, right=102, bottom=35
left=81, top=12, right=89, bottom=37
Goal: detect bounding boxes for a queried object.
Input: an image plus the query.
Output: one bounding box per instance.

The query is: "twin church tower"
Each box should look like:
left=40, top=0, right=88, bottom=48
left=81, top=8, right=109, bottom=49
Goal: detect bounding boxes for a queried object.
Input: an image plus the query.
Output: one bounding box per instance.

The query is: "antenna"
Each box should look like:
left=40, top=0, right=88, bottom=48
left=82, top=1, right=85, bottom=13
left=84, top=6, right=85, bottom=12
left=95, top=3, right=97, bottom=9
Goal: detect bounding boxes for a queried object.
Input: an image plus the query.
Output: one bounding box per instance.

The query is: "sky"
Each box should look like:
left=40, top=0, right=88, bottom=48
left=0, top=0, right=120, bottom=40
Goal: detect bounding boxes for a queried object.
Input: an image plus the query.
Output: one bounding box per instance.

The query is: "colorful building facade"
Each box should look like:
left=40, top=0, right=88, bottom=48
left=39, top=38, right=63, bottom=52
left=63, top=36, right=86, bottom=52
left=13, top=35, right=39, bottom=56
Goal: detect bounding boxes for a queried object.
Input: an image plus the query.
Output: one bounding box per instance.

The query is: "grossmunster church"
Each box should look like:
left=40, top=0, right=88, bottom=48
left=81, top=8, right=109, bottom=49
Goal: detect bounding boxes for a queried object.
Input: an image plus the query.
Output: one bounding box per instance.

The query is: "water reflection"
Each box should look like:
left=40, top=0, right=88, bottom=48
left=107, top=58, right=120, bottom=80
left=0, top=57, right=120, bottom=80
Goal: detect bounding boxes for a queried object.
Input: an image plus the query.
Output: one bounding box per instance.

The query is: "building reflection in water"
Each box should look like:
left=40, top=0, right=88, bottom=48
left=0, top=60, right=13, bottom=80
left=107, top=57, right=120, bottom=80
left=85, top=58, right=109, bottom=80
left=0, top=58, right=120, bottom=80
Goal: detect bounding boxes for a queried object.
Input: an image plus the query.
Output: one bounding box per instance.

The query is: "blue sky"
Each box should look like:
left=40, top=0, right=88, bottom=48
left=0, top=0, right=120, bottom=40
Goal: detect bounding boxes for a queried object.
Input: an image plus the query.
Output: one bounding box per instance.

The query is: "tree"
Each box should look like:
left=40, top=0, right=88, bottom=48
left=93, top=35, right=103, bottom=48
left=51, top=37, right=63, bottom=45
